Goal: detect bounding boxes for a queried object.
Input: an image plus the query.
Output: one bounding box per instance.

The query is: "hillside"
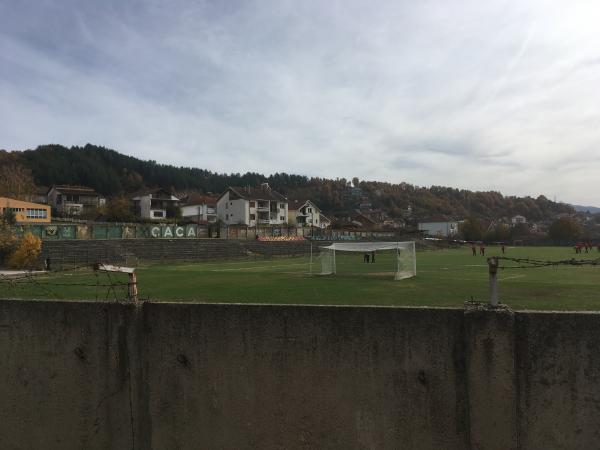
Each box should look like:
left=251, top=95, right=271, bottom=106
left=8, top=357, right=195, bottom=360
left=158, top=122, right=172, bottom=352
left=2, top=144, right=574, bottom=222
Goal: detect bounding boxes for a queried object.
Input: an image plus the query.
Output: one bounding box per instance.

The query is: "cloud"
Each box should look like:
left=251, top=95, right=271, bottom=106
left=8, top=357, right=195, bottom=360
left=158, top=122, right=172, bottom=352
left=1, top=0, right=600, bottom=204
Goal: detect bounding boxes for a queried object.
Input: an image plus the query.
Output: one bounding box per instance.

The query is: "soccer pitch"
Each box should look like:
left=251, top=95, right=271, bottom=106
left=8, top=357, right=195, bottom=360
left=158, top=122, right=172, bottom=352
left=3, top=246, right=600, bottom=310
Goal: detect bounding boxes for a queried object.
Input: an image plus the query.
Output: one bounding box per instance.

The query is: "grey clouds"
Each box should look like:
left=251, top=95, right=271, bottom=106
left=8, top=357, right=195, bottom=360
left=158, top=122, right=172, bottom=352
left=1, top=0, right=600, bottom=204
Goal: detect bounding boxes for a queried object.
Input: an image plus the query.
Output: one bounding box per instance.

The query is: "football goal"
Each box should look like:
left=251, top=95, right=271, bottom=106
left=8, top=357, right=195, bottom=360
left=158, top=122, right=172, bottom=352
left=311, top=241, right=416, bottom=280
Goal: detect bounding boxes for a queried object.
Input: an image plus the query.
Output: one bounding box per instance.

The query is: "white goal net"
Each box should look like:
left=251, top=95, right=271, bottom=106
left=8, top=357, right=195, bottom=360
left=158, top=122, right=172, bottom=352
left=312, top=241, right=416, bottom=280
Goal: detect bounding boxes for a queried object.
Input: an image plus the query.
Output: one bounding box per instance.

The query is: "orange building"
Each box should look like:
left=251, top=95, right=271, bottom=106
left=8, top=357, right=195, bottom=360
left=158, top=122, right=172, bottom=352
left=0, top=197, right=51, bottom=224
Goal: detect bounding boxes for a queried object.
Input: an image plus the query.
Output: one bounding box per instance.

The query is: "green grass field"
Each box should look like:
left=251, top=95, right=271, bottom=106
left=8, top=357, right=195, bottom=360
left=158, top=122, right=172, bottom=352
left=2, top=246, right=600, bottom=310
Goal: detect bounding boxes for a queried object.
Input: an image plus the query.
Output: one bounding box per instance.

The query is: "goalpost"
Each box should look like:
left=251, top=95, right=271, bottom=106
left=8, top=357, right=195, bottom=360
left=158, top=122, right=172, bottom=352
left=310, top=241, right=416, bottom=280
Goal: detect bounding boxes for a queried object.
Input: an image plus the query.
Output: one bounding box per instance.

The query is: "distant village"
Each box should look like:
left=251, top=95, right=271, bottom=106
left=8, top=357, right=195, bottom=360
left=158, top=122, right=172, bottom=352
left=1, top=181, right=599, bottom=243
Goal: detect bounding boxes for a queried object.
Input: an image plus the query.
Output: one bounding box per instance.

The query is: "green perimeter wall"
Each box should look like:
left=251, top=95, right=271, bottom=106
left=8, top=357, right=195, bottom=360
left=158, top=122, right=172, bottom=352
left=1, top=300, right=599, bottom=450
left=14, top=223, right=399, bottom=241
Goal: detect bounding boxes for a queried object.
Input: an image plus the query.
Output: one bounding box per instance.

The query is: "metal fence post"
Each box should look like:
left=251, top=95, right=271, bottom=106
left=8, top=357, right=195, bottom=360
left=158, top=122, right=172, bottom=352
left=488, top=256, right=499, bottom=307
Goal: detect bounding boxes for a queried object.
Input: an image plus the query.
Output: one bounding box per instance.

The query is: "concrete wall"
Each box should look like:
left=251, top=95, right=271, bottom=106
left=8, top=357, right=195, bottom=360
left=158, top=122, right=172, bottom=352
left=1, top=300, right=600, bottom=449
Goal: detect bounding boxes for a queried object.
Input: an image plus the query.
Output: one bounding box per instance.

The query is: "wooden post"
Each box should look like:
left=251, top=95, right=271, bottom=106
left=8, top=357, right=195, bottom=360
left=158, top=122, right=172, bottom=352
left=488, top=256, right=499, bottom=307
left=94, top=263, right=138, bottom=303
left=128, top=272, right=138, bottom=303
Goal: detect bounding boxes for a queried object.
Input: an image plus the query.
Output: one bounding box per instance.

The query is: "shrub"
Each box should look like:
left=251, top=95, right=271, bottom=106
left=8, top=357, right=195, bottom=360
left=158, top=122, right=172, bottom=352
left=0, top=225, right=18, bottom=265
left=7, top=233, right=42, bottom=269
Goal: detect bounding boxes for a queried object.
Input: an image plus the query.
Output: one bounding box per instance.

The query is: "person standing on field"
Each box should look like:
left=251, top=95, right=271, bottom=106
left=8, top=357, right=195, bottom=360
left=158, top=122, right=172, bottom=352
left=471, top=244, right=477, bottom=256
left=371, top=251, right=375, bottom=263
left=480, top=245, right=485, bottom=256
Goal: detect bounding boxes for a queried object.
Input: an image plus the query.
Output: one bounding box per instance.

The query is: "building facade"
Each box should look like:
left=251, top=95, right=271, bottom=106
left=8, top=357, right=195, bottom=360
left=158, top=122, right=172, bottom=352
left=417, top=220, right=459, bottom=237
left=0, top=197, right=51, bottom=224
left=511, top=215, right=527, bottom=225
left=288, top=200, right=330, bottom=229
left=132, top=189, right=180, bottom=220
left=47, top=185, right=105, bottom=216
left=181, top=194, right=218, bottom=224
left=217, top=184, right=288, bottom=226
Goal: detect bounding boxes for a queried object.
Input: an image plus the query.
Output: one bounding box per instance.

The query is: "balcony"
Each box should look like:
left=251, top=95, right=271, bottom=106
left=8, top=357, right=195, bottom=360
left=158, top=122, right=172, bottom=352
left=256, top=202, right=270, bottom=211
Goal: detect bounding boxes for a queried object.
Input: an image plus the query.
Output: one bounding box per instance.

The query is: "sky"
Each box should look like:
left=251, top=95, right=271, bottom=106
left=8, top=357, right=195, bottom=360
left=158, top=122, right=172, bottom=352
left=1, top=0, right=600, bottom=205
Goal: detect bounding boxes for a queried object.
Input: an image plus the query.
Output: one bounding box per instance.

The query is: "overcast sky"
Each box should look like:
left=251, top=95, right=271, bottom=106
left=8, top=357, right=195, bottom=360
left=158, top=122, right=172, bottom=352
left=1, top=0, right=600, bottom=205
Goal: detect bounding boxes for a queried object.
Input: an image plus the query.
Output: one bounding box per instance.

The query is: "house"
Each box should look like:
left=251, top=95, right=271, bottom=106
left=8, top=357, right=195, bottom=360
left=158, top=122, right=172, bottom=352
left=47, top=185, right=105, bottom=216
left=511, top=215, right=527, bottom=225
left=358, top=208, right=388, bottom=225
left=180, top=193, right=218, bottom=224
left=417, top=217, right=459, bottom=237
left=0, top=197, right=51, bottom=223
left=217, top=184, right=288, bottom=226
left=132, top=188, right=180, bottom=220
left=288, top=199, right=331, bottom=229
left=333, top=210, right=379, bottom=229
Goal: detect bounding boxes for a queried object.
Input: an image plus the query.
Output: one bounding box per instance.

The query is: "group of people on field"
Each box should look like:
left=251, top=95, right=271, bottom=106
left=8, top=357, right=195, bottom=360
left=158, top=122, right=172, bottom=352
left=363, top=251, right=376, bottom=263
left=470, top=243, right=506, bottom=256
left=574, top=242, right=600, bottom=254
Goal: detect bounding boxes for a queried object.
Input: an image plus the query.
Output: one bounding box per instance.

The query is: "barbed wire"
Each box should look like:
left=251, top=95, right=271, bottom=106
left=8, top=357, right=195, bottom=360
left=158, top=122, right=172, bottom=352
left=496, top=256, right=600, bottom=269
left=0, top=263, right=130, bottom=301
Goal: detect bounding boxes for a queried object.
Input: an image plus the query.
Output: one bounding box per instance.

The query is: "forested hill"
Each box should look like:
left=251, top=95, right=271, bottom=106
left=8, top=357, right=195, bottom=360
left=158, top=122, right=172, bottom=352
left=3, top=144, right=574, bottom=221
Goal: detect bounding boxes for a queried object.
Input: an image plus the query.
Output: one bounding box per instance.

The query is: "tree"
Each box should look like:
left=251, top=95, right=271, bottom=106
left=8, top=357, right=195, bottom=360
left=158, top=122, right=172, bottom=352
left=166, top=203, right=182, bottom=220
left=0, top=208, right=16, bottom=225
left=510, top=223, right=531, bottom=240
left=548, top=218, right=581, bottom=242
left=0, top=223, right=18, bottom=265
left=102, top=196, right=135, bottom=222
left=7, top=233, right=42, bottom=269
left=0, top=152, right=36, bottom=199
left=459, top=217, right=484, bottom=241
left=486, top=223, right=511, bottom=242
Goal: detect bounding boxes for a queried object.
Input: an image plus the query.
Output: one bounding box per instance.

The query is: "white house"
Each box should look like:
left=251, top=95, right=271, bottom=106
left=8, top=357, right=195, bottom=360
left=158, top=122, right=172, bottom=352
left=417, top=218, right=459, bottom=237
left=217, top=184, right=288, bottom=226
left=511, top=215, right=527, bottom=225
left=288, top=199, right=331, bottom=229
left=132, top=188, right=180, bottom=220
left=181, top=193, right=218, bottom=224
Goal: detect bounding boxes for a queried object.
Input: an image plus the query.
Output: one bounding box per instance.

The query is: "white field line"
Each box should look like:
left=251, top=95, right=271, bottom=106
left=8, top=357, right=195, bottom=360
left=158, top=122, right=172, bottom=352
left=162, top=260, right=309, bottom=270
left=499, top=274, right=526, bottom=281
left=211, top=262, right=309, bottom=272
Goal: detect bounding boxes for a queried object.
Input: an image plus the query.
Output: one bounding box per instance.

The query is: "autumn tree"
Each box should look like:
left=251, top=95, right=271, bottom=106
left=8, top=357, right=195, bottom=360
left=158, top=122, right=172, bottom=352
left=0, top=151, right=36, bottom=199
left=459, top=217, right=484, bottom=241
left=102, top=196, right=136, bottom=222
left=548, top=218, right=581, bottom=242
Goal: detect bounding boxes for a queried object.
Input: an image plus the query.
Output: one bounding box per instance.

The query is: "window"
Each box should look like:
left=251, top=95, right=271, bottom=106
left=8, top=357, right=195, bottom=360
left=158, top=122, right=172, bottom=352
left=307, top=207, right=312, bottom=213
left=280, top=203, right=285, bottom=209
left=250, top=214, right=256, bottom=220
left=153, top=211, right=164, bottom=218
left=226, top=214, right=229, bottom=220
left=280, top=216, right=285, bottom=221
left=250, top=201, right=256, bottom=208
left=26, top=208, right=47, bottom=219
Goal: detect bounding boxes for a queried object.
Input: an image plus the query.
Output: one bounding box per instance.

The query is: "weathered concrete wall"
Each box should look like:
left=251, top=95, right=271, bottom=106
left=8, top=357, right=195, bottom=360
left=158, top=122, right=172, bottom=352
left=142, top=304, right=468, bottom=450
left=0, top=301, right=138, bottom=449
left=515, top=312, right=600, bottom=449
left=1, top=300, right=600, bottom=449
